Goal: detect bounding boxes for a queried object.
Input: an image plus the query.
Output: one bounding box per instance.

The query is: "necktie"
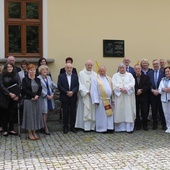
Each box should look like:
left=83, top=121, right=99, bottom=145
left=137, top=76, right=140, bottom=84
left=154, top=70, right=158, bottom=88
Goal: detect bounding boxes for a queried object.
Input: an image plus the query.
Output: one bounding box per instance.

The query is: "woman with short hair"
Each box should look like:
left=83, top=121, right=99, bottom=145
left=158, top=66, right=170, bottom=133
left=38, top=65, right=56, bottom=135
left=22, top=64, right=43, bottom=140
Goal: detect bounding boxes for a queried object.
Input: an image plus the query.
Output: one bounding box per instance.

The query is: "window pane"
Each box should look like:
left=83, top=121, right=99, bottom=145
left=27, top=26, right=39, bottom=53
left=8, top=2, right=21, bottom=18
left=26, top=3, right=39, bottom=19
left=9, top=26, right=21, bottom=53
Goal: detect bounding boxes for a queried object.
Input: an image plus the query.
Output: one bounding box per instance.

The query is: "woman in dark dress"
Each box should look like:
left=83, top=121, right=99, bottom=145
left=22, top=64, right=44, bottom=140
left=0, top=62, right=21, bottom=136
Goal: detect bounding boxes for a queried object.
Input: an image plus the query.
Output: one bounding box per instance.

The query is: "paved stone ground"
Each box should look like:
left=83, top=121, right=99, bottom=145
left=1, top=126, right=170, bottom=170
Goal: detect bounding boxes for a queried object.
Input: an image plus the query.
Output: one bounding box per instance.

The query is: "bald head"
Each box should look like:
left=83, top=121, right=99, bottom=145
left=65, top=63, right=73, bottom=75
left=160, top=59, right=166, bottom=69
left=123, top=57, right=131, bottom=66
left=7, top=56, right=15, bottom=65
left=85, top=60, right=93, bottom=71
left=98, top=66, right=106, bottom=76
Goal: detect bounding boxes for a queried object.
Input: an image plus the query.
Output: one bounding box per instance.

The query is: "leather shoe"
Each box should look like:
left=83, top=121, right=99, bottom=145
left=44, top=130, right=50, bottom=135
left=3, top=132, right=8, bottom=137
left=136, top=126, right=141, bottom=130
left=70, top=128, right=77, bottom=133
left=143, top=126, right=148, bottom=131
left=63, top=127, right=68, bottom=134
left=9, top=131, right=18, bottom=136
left=162, top=125, right=167, bottom=131
left=152, top=125, right=157, bottom=130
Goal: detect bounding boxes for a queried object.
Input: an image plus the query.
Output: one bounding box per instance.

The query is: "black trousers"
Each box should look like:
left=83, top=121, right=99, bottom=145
left=150, top=94, right=166, bottom=126
left=0, top=107, right=3, bottom=127
left=136, top=101, right=148, bottom=127
left=62, top=101, right=77, bottom=129
left=2, top=100, right=17, bottom=132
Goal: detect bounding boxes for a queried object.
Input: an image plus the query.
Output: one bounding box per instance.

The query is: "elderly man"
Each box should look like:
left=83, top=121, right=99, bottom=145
left=90, top=66, right=114, bottom=133
left=133, top=64, right=150, bottom=131
left=58, top=63, right=79, bottom=134
left=123, top=57, right=135, bottom=75
left=7, top=56, right=21, bottom=73
left=148, top=59, right=166, bottom=130
left=160, top=59, right=166, bottom=71
left=75, top=60, right=97, bottom=131
left=112, top=63, right=136, bottom=133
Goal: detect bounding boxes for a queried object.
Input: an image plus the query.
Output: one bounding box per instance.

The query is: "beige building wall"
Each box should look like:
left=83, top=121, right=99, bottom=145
left=48, top=0, right=170, bottom=80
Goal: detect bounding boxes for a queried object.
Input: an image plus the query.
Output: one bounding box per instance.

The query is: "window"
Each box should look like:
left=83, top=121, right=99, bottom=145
left=5, top=0, right=42, bottom=58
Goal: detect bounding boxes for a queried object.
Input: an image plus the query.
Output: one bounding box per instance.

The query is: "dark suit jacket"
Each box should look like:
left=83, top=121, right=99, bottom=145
left=59, top=67, right=77, bottom=75
left=134, top=74, right=150, bottom=102
left=128, top=66, right=135, bottom=75
left=15, top=66, right=21, bottom=73
left=148, top=69, right=164, bottom=90
left=141, top=68, right=153, bottom=75
left=58, top=73, right=79, bottom=102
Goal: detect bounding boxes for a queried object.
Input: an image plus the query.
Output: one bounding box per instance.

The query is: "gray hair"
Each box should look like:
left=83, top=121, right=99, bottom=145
left=118, top=63, right=126, bottom=69
left=38, top=65, right=49, bottom=73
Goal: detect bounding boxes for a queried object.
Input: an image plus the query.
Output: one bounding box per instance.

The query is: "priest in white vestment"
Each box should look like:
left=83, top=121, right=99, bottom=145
left=75, top=60, right=97, bottom=131
left=91, top=66, right=114, bottom=133
left=112, top=63, right=136, bottom=133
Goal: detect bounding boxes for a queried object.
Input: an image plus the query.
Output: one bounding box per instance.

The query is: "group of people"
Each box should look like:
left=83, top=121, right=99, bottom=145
left=58, top=57, right=170, bottom=134
left=0, top=56, right=169, bottom=139
left=0, top=56, right=56, bottom=140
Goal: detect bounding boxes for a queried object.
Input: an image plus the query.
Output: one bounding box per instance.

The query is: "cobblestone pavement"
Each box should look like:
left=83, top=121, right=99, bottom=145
left=0, top=127, right=170, bottom=170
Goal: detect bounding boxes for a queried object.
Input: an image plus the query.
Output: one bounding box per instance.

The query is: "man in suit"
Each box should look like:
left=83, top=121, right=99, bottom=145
left=148, top=59, right=166, bottom=130
left=7, top=56, right=21, bottom=73
left=123, top=57, right=135, bottom=75
left=59, top=57, right=77, bottom=75
left=133, top=64, right=150, bottom=131
left=58, top=63, right=79, bottom=134
left=160, top=59, right=166, bottom=71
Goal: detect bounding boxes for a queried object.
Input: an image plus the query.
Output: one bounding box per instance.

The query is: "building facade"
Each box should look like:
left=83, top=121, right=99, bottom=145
left=0, top=0, right=170, bottom=80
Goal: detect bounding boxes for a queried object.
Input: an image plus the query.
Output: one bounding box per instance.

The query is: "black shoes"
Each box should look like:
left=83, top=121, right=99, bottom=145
left=44, top=130, right=50, bottom=135
left=3, top=132, right=8, bottom=137
left=3, top=131, right=18, bottom=136
left=40, top=128, right=50, bottom=135
left=70, top=128, right=77, bottom=133
left=9, top=131, right=18, bottom=136
left=162, top=125, right=167, bottom=131
left=152, top=125, right=158, bottom=130
left=136, top=126, right=141, bottom=130
left=63, top=127, right=68, bottom=134
left=63, top=126, right=77, bottom=134
left=143, top=126, right=148, bottom=131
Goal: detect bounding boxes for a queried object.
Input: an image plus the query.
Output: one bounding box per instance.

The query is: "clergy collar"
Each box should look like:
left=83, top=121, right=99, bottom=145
left=84, top=68, right=92, bottom=74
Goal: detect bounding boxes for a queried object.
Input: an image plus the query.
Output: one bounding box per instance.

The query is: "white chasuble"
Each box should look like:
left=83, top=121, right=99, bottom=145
left=75, top=68, right=97, bottom=131
left=91, top=75, right=114, bottom=132
left=112, top=72, right=136, bottom=132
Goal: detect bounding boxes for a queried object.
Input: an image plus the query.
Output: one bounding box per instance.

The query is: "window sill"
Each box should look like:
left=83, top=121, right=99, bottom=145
left=0, top=58, right=55, bottom=64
